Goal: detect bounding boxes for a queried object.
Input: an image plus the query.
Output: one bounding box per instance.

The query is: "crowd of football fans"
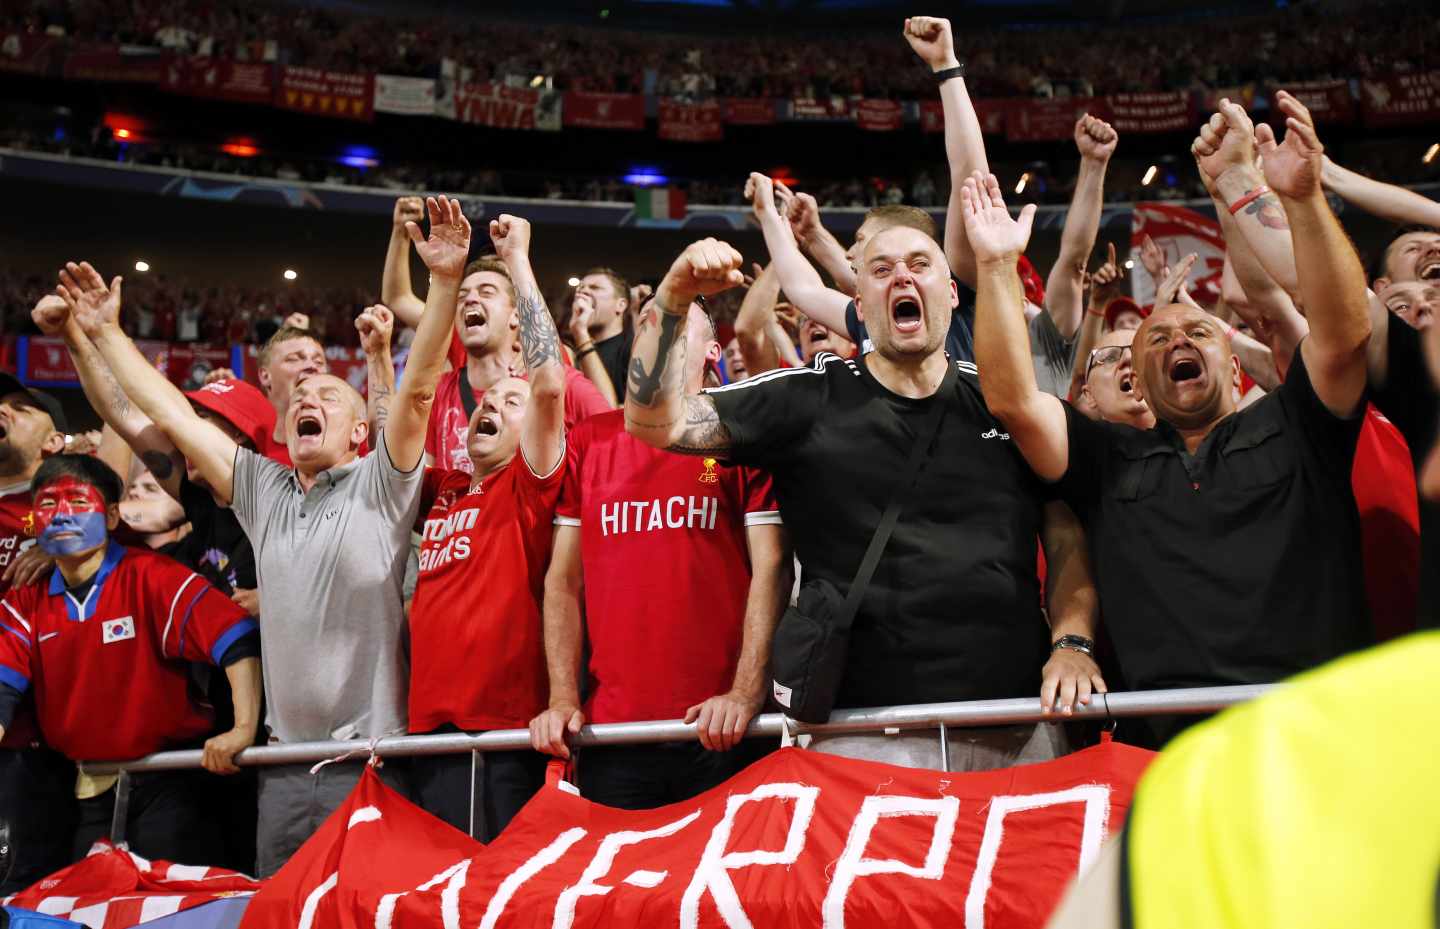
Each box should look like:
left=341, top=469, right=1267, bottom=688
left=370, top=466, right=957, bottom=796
left=0, top=11, right=1437, bottom=897
left=6, top=0, right=1437, bottom=98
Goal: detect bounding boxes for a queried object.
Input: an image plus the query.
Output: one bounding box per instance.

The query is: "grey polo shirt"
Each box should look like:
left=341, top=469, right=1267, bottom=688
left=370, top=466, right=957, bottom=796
left=231, top=437, right=424, bottom=743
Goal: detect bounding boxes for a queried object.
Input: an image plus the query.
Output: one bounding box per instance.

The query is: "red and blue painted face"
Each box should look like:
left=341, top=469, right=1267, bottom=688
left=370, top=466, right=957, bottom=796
left=33, top=477, right=109, bottom=556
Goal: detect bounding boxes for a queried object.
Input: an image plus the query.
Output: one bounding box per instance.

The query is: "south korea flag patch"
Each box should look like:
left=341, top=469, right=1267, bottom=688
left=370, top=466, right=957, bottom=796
left=102, top=616, right=136, bottom=644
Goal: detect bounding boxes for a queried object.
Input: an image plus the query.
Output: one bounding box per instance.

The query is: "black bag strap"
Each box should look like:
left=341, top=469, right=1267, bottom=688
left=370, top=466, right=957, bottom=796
left=836, top=360, right=956, bottom=631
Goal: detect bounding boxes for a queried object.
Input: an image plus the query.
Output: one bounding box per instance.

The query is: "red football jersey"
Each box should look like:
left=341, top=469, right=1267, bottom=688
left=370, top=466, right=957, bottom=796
left=556, top=410, right=782, bottom=724
left=0, top=482, right=40, bottom=748
left=424, top=366, right=610, bottom=474
left=0, top=543, right=255, bottom=762
left=408, top=458, right=563, bottom=732
left=1352, top=405, right=1420, bottom=642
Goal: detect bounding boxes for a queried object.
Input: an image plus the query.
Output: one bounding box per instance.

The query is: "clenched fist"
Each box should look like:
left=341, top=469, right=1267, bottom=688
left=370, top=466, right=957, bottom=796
left=660, top=238, right=746, bottom=307
left=393, top=196, right=424, bottom=230
left=355, top=304, right=395, bottom=356
left=31, top=294, right=69, bottom=337
left=1074, top=113, right=1118, bottom=163
left=903, top=16, right=959, bottom=71
left=488, top=213, right=532, bottom=263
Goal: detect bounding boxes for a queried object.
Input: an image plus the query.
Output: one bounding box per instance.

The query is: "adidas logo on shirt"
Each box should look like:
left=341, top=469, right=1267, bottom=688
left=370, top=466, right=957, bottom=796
left=980, top=428, right=1011, bottom=441
left=599, top=497, right=720, bottom=536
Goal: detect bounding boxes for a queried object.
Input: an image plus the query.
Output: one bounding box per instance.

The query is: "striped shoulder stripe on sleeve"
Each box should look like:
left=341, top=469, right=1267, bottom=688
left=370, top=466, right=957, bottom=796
left=161, top=573, right=203, bottom=648
left=554, top=515, right=582, bottom=527
left=703, top=352, right=846, bottom=395
left=743, top=510, right=784, bottom=527
left=2, top=600, right=32, bottom=636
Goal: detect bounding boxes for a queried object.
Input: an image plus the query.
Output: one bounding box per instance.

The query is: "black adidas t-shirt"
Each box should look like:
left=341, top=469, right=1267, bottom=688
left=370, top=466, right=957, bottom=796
left=706, top=352, right=1050, bottom=708
left=844, top=277, right=977, bottom=364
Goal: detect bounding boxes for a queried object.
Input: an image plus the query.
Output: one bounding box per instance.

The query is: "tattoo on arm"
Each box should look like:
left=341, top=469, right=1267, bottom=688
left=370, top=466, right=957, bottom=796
left=627, top=310, right=685, bottom=406
left=370, top=384, right=392, bottom=434
left=1244, top=192, right=1290, bottom=231
left=666, top=395, right=732, bottom=455
left=516, top=289, right=563, bottom=372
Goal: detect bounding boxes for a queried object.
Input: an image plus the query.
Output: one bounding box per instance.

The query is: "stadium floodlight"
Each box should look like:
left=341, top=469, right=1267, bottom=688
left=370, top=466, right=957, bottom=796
left=134, top=260, right=150, bottom=273
left=1125, top=260, right=1135, bottom=270
left=1014, top=173, right=1028, bottom=195
left=568, top=277, right=581, bottom=287
left=1425, top=143, right=1439, bottom=165
left=1142, top=165, right=1159, bottom=186
left=284, top=269, right=298, bottom=281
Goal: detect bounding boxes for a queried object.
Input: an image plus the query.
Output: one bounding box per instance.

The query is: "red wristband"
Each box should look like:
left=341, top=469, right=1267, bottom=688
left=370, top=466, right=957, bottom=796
left=1227, top=185, right=1270, bottom=215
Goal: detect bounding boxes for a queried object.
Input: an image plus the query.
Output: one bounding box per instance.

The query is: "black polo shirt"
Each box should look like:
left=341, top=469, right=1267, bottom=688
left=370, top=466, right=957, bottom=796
left=1058, top=344, right=1372, bottom=696
left=706, top=352, right=1050, bottom=709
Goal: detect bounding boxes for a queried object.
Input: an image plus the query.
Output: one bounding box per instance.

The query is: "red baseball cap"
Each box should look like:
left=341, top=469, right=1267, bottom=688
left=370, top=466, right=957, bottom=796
left=1017, top=255, right=1046, bottom=308
left=1103, top=296, right=1151, bottom=330
left=185, top=379, right=276, bottom=449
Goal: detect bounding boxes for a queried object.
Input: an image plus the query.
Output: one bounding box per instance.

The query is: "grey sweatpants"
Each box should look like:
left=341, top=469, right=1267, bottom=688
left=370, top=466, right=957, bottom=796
left=807, top=722, right=1069, bottom=772
left=255, top=760, right=409, bottom=878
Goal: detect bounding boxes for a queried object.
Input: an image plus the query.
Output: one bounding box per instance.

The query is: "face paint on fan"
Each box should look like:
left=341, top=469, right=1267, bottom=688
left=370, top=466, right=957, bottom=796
left=34, top=477, right=109, bottom=557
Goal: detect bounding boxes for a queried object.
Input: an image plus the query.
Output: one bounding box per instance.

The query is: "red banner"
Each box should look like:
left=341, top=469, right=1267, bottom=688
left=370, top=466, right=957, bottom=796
left=162, top=57, right=274, bottom=105
left=445, top=82, right=560, bottom=131
left=723, top=97, right=777, bottom=125
left=1129, top=203, right=1226, bottom=306
left=658, top=99, right=723, bottom=142
left=275, top=66, right=374, bottom=121
left=790, top=97, right=853, bottom=120
left=856, top=98, right=903, bottom=132
left=1359, top=71, right=1440, bottom=128
left=563, top=91, right=646, bottom=130
left=22, top=336, right=233, bottom=390
left=1104, top=92, right=1195, bottom=134
left=1005, top=97, right=1095, bottom=142
left=61, top=46, right=163, bottom=83
left=242, top=742, right=1153, bottom=929
left=8, top=840, right=259, bottom=926
left=0, top=33, right=58, bottom=76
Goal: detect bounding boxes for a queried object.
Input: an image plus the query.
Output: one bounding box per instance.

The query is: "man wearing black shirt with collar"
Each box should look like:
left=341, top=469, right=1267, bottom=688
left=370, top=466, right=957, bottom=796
left=963, top=92, right=1374, bottom=747
left=623, top=182, right=1105, bottom=773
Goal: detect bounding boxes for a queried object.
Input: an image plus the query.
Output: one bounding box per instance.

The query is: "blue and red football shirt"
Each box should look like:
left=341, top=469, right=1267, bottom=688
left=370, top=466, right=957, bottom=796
left=0, top=542, right=256, bottom=762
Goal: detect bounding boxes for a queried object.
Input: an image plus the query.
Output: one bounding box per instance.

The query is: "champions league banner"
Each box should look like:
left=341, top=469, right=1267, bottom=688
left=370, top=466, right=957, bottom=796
left=241, top=742, right=1153, bottom=929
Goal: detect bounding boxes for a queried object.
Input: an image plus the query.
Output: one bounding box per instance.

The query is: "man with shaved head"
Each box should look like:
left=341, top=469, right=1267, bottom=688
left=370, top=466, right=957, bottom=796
left=622, top=190, right=1106, bottom=773
left=63, top=196, right=476, bottom=873
left=965, top=90, right=1374, bottom=746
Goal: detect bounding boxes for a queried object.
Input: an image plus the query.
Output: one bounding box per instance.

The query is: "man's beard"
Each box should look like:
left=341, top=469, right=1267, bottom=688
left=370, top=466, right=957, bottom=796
left=0, top=442, right=27, bottom=478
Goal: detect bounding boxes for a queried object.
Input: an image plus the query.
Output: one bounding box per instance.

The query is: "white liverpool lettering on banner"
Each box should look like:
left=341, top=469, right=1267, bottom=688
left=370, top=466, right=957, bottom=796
left=680, top=783, right=820, bottom=929
left=552, top=812, right=701, bottom=929
left=821, top=795, right=961, bottom=929
left=963, top=785, right=1111, bottom=929
left=479, top=828, right=588, bottom=929
left=374, top=860, right=471, bottom=929
left=299, top=806, right=385, bottom=929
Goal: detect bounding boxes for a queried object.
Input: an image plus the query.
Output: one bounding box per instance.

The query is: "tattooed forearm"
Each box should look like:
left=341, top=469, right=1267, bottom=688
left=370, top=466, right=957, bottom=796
left=1243, top=191, right=1290, bottom=231
left=516, top=289, right=563, bottom=372
left=627, top=309, right=685, bottom=406
left=370, top=386, right=392, bottom=434
left=665, top=395, right=732, bottom=455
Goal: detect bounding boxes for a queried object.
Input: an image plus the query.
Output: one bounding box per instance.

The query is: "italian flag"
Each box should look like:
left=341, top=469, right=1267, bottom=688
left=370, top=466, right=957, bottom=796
left=635, top=187, right=686, bottom=220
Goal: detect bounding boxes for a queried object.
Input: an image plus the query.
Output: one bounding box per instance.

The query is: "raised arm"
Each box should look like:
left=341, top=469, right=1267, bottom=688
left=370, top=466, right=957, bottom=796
left=566, top=292, right=620, bottom=409
left=745, top=173, right=852, bottom=336
left=491, top=214, right=566, bottom=476
left=385, top=196, right=471, bottom=472
left=61, top=263, right=240, bottom=503
left=625, top=238, right=744, bottom=454
left=1194, top=100, right=1301, bottom=300
left=530, top=524, right=584, bottom=758
left=1046, top=115, right=1118, bottom=339
left=776, top=184, right=857, bottom=296
left=685, top=521, right=789, bottom=751
left=382, top=196, right=429, bottom=330
left=733, top=263, right=785, bottom=376
left=355, top=304, right=396, bottom=439
left=1322, top=155, right=1440, bottom=228
left=1258, top=91, right=1371, bottom=416
left=905, top=16, right=989, bottom=288
left=33, top=296, right=184, bottom=497
left=1066, top=244, right=1124, bottom=400
left=963, top=173, right=1071, bottom=481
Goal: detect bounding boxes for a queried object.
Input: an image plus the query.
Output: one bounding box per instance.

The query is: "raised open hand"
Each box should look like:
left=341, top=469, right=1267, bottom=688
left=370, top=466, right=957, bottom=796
left=31, top=294, right=70, bottom=337
left=903, top=16, right=957, bottom=70
left=1256, top=90, right=1325, bottom=200
left=1074, top=114, right=1118, bottom=163
left=56, top=261, right=122, bottom=338
left=406, top=196, right=471, bottom=281
left=355, top=304, right=395, bottom=356
left=488, top=213, right=531, bottom=263
left=1139, top=234, right=1167, bottom=279
left=959, top=171, right=1037, bottom=264
left=1192, top=98, right=1257, bottom=183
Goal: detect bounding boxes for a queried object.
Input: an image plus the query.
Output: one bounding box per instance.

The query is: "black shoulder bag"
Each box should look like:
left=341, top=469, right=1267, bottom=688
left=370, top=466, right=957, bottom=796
left=769, top=362, right=955, bottom=723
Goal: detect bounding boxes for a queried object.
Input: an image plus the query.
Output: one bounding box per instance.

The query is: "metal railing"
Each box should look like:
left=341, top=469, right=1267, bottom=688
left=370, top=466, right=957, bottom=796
left=82, top=685, right=1272, bottom=841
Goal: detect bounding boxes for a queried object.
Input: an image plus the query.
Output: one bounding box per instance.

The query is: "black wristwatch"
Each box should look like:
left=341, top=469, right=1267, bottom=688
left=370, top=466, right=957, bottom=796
left=933, top=63, right=966, bottom=84
left=1051, top=634, right=1095, bottom=656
